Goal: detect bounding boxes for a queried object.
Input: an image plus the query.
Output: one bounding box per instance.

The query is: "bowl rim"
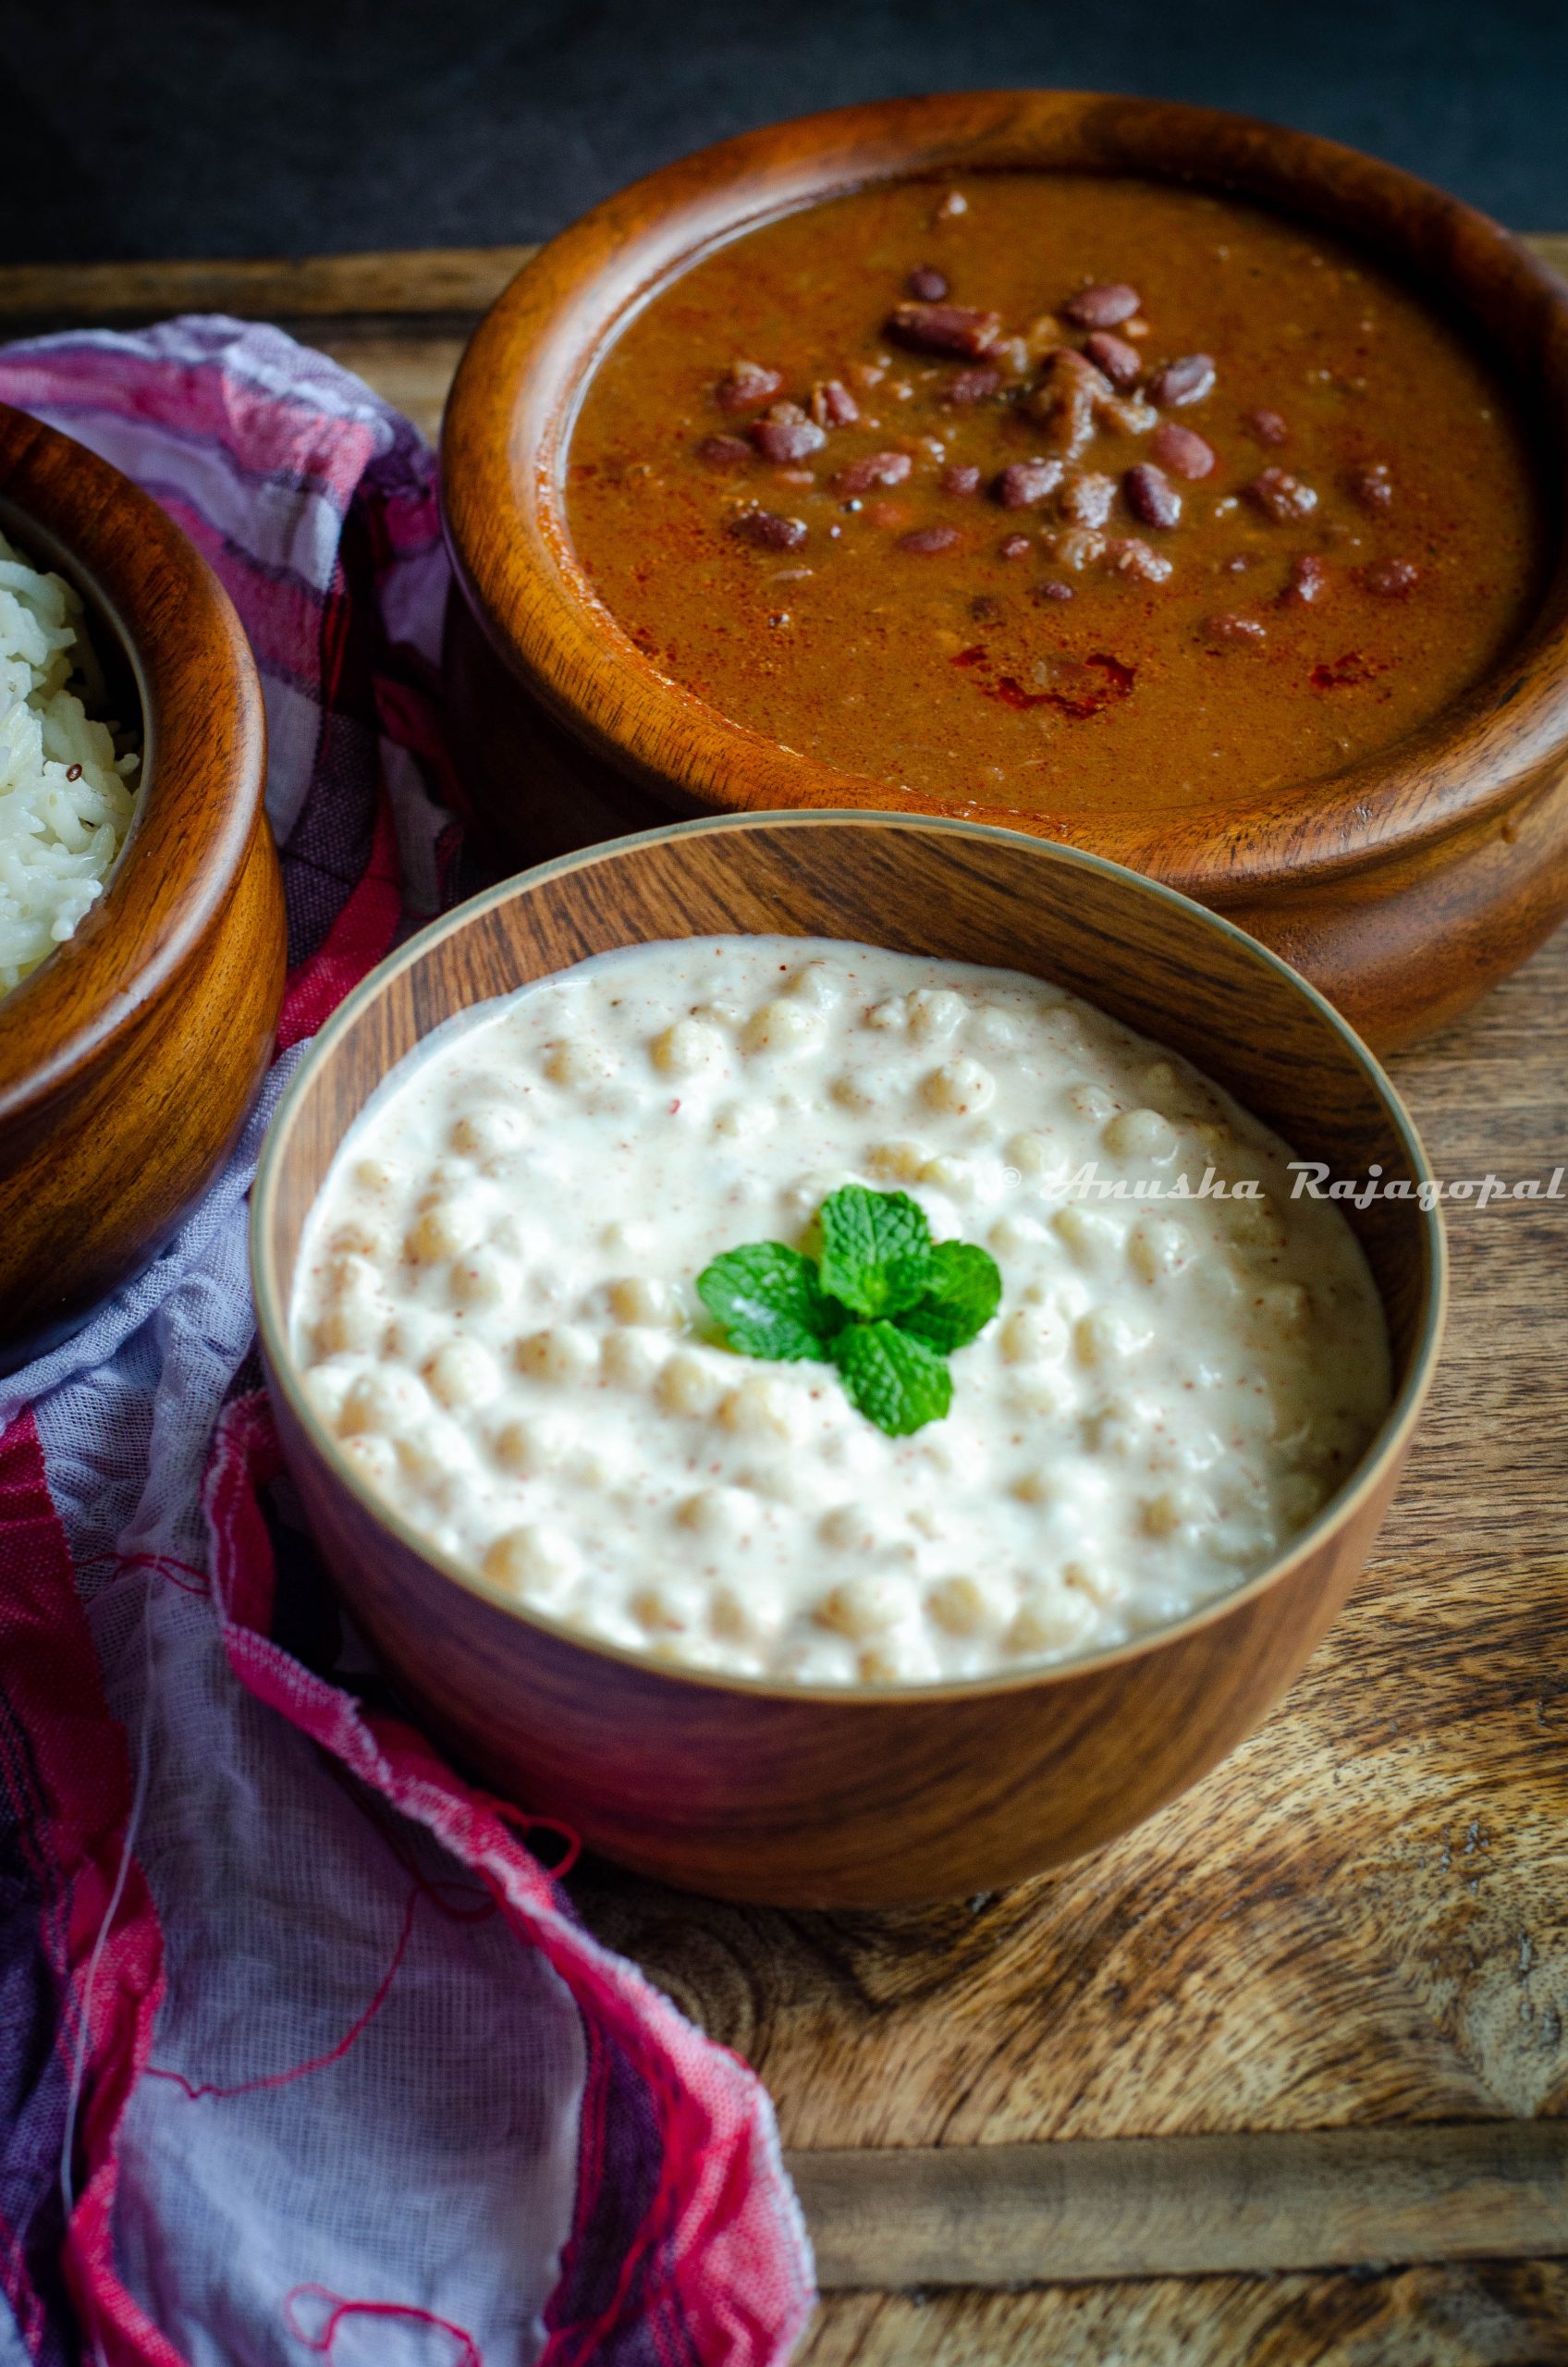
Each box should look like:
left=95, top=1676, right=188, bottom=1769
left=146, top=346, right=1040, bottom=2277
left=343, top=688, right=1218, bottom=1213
left=0, top=401, right=267, bottom=1118
left=251, top=806, right=1449, bottom=1705
left=442, top=87, right=1568, bottom=897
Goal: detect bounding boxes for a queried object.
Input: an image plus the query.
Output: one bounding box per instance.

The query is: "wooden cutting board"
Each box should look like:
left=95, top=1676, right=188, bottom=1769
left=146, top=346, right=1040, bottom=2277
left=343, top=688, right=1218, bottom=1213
left=6, top=241, right=1568, bottom=2364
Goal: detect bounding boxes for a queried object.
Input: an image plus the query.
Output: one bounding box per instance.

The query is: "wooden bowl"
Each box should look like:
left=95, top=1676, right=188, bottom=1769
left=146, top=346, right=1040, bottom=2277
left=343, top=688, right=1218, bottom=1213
left=252, top=812, right=1445, bottom=1908
left=0, top=403, right=285, bottom=1367
left=441, top=91, right=1568, bottom=1051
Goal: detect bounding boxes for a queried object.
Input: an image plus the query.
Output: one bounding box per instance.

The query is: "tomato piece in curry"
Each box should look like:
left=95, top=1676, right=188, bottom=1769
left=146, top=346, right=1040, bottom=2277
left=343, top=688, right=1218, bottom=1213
left=564, top=175, right=1544, bottom=814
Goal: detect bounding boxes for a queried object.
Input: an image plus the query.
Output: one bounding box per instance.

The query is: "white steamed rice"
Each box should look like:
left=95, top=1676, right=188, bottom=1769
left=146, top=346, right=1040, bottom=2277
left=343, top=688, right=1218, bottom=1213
left=0, top=526, right=140, bottom=995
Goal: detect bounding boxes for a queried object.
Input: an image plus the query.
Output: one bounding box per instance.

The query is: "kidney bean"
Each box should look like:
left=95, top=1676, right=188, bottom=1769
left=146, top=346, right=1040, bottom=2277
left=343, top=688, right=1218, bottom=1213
left=1348, top=460, right=1394, bottom=512
left=1147, top=353, right=1217, bottom=408
left=834, top=450, right=913, bottom=497
left=730, top=509, right=807, bottom=550
left=1204, top=612, right=1268, bottom=645
left=1362, top=557, right=1420, bottom=597
left=866, top=498, right=911, bottom=530
left=1245, top=467, right=1318, bottom=523
left=942, top=463, right=983, bottom=496
left=900, top=523, right=962, bottom=555
left=888, top=301, right=1003, bottom=357
left=1123, top=463, right=1182, bottom=529
left=698, top=434, right=753, bottom=468
left=1245, top=407, right=1290, bottom=446
left=752, top=411, right=827, bottom=463
left=809, top=379, right=861, bottom=427
left=1082, top=331, right=1142, bottom=389
left=1060, top=471, right=1116, bottom=528
left=907, top=265, right=950, bottom=301
left=1056, top=346, right=1112, bottom=392
left=1105, top=535, right=1173, bottom=583
left=998, top=533, right=1033, bottom=559
left=716, top=361, right=784, bottom=411
left=941, top=366, right=1002, bottom=408
left=1038, top=581, right=1074, bottom=601
left=1150, top=423, right=1215, bottom=480
left=997, top=460, right=1064, bottom=509
left=1281, top=552, right=1329, bottom=606
left=1062, top=282, right=1141, bottom=329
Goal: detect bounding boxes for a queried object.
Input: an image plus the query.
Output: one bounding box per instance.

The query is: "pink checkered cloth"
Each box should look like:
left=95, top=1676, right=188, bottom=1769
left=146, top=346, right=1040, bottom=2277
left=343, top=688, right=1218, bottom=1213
left=0, top=319, right=814, bottom=2367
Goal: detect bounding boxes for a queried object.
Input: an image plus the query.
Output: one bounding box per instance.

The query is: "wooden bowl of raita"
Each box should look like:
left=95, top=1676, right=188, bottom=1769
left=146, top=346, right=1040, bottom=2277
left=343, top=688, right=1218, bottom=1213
left=252, top=811, right=1444, bottom=1906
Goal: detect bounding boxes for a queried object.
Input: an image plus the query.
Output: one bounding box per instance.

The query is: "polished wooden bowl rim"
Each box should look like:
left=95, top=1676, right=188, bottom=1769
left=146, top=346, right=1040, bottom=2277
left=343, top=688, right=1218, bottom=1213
left=252, top=808, right=1448, bottom=1705
left=443, top=89, right=1568, bottom=895
left=0, top=402, right=266, bottom=1120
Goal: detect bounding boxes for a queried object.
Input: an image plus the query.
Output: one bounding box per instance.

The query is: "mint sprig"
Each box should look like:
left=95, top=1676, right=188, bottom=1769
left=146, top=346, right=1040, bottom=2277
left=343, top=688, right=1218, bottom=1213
left=695, top=1184, right=1001, bottom=1435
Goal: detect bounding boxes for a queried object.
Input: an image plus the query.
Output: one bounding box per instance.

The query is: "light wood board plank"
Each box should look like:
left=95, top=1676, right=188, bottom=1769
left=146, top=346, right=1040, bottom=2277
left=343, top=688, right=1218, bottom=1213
left=789, top=2124, right=1568, bottom=2286
left=0, top=246, right=537, bottom=330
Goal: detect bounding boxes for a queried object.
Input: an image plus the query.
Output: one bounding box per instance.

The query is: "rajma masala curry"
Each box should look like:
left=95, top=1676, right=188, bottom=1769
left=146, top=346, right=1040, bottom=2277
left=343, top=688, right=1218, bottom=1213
left=565, top=174, right=1542, bottom=813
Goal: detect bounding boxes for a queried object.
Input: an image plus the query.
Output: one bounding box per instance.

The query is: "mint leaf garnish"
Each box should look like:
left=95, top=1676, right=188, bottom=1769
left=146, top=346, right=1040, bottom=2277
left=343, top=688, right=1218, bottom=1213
left=816, top=1184, right=932, bottom=1318
left=832, top=1320, right=953, bottom=1435
left=697, top=1242, right=844, bottom=1361
left=894, top=1240, right=1002, bottom=1354
left=695, top=1185, right=1000, bottom=1436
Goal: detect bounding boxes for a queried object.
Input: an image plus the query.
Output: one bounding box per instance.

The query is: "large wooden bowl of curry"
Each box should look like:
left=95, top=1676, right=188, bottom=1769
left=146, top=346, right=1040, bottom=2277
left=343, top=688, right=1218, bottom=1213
left=253, top=811, right=1445, bottom=1908
left=442, top=91, right=1568, bottom=1051
left=0, top=404, right=285, bottom=1367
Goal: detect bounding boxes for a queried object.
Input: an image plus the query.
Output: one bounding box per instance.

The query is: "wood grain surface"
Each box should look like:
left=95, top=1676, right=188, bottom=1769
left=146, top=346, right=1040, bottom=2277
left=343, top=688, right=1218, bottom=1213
left=792, top=2123, right=1568, bottom=2282
left=9, top=238, right=1567, bottom=2361
left=800, top=2265, right=1568, bottom=2365
left=0, top=245, right=536, bottom=333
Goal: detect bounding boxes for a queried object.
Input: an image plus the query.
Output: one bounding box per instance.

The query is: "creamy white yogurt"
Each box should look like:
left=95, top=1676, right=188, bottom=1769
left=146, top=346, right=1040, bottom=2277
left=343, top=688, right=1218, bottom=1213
left=290, top=935, right=1390, bottom=1686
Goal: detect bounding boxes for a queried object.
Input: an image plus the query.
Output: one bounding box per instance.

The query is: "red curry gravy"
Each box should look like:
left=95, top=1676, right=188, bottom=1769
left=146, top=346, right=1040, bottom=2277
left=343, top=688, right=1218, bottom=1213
left=565, top=175, right=1543, bottom=813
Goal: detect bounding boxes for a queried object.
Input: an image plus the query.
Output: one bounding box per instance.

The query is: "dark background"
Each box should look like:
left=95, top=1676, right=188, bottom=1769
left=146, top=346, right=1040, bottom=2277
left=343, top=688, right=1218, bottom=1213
left=11, top=0, right=1568, bottom=264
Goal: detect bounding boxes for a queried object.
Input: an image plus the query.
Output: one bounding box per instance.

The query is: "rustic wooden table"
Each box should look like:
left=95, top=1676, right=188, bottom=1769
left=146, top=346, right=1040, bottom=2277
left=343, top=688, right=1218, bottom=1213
left=6, top=242, right=1567, bottom=2362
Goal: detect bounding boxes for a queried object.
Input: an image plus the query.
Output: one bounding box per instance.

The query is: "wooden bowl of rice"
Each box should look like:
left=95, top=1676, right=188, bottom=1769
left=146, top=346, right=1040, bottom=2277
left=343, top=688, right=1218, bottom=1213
left=0, top=402, right=285, bottom=1367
